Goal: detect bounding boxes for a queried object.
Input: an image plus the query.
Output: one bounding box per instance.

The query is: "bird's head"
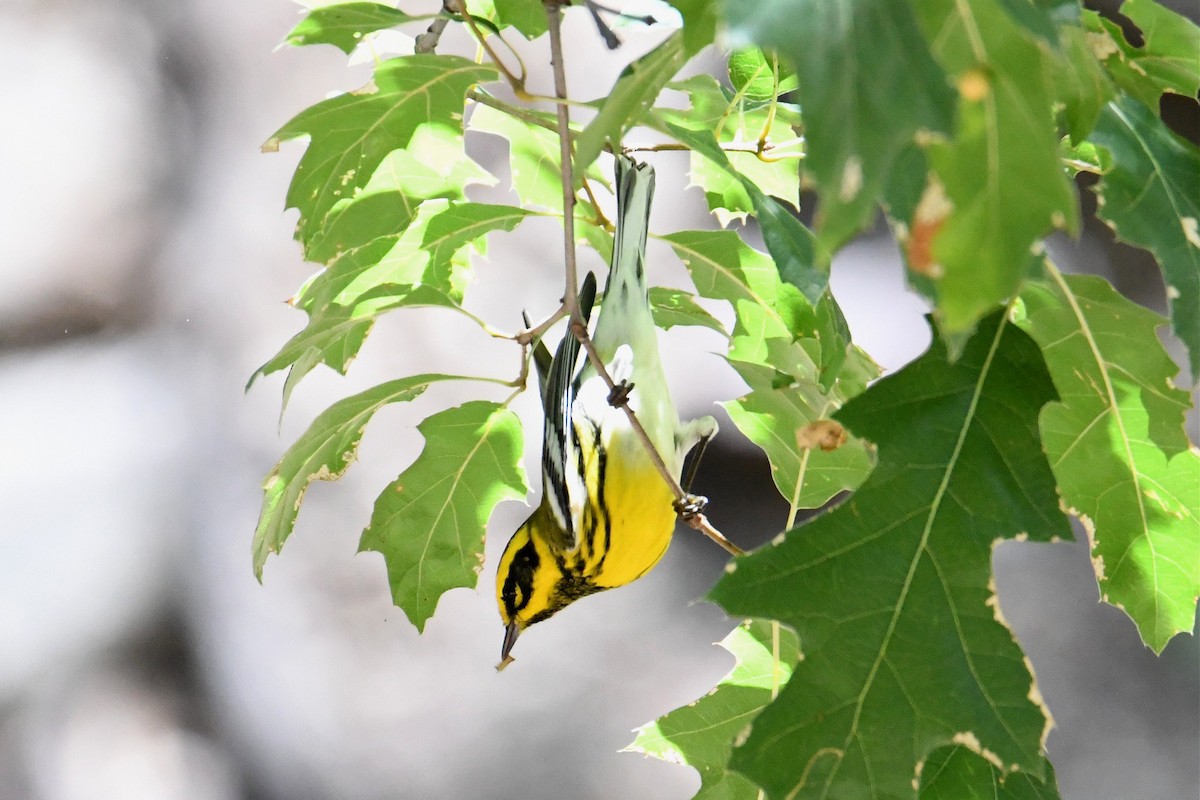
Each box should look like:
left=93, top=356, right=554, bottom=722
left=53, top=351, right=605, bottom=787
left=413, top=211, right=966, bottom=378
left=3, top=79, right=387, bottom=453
left=495, top=505, right=598, bottom=667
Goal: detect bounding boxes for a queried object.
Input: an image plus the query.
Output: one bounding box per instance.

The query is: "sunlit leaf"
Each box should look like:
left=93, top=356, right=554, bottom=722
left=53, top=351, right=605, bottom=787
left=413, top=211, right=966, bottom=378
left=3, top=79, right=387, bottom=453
left=728, top=47, right=797, bottom=102
left=723, top=357, right=875, bottom=513
left=724, top=0, right=956, bottom=249
left=266, top=55, right=496, bottom=248
left=665, top=230, right=874, bottom=511
left=359, top=401, right=527, bottom=631
left=628, top=619, right=798, bottom=799
left=663, top=123, right=828, bottom=304
left=492, top=0, right=547, bottom=39
left=252, top=202, right=532, bottom=395
left=657, top=75, right=802, bottom=227
left=1018, top=270, right=1200, bottom=652
left=575, top=32, right=683, bottom=176
left=254, top=373, right=472, bottom=578
left=285, top=2, right=412, bottom=54
left=712, top=311, right=1070, bottom=800
left=1088, top=94, right=1200, bottom=378
left=647, top=287, right=727, bottom=333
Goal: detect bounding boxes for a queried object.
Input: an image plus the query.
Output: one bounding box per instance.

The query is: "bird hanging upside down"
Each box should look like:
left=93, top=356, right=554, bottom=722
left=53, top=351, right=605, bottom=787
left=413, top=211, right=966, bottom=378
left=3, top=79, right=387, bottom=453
left=495, top=155, right=718, bottom=668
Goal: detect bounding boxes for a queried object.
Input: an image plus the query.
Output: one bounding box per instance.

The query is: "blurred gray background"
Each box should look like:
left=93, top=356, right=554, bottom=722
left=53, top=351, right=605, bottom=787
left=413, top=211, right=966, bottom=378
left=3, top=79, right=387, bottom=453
left=0, top=1, right=1196, bottom=799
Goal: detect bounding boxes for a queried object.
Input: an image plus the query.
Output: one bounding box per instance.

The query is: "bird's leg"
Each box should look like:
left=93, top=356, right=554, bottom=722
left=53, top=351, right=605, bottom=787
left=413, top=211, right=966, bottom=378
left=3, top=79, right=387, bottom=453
left=675, top=418, right=718, bottom=520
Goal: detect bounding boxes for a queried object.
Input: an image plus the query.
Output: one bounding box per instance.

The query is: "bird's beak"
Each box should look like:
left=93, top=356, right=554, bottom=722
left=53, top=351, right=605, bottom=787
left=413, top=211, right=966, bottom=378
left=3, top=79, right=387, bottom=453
left=499, top=621, right=521, bottom=667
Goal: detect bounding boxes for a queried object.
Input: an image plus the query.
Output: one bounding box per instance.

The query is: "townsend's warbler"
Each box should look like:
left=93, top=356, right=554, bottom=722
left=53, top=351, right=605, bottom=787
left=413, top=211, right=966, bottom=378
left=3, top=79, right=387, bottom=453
left=496, top=155, right=717, bottom=666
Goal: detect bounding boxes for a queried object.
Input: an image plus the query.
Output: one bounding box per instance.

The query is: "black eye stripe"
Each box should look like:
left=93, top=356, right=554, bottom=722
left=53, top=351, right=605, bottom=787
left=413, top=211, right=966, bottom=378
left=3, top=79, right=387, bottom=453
left=503, top=539, right=539, bottom=615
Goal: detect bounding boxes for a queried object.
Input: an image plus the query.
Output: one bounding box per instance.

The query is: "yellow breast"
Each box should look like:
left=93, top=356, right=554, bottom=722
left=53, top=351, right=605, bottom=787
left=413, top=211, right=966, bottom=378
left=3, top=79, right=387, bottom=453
left=583, top=430, right=678, bottom=589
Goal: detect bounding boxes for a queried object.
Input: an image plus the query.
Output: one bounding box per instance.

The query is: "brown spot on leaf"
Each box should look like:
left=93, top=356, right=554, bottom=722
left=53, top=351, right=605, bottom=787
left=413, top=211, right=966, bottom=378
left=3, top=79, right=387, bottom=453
left=797, top=420, right=848, bottom=452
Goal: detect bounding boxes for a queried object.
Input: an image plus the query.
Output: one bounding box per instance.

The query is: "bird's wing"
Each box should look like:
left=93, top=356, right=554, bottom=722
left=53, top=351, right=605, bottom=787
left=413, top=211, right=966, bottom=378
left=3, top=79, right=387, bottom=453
left=541, top=272, right=597, bottom=550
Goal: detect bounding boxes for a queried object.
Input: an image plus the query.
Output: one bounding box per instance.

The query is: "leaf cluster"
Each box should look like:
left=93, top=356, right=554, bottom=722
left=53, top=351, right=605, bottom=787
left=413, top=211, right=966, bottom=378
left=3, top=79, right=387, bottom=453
left=253, top=2, right=1199, bottom=798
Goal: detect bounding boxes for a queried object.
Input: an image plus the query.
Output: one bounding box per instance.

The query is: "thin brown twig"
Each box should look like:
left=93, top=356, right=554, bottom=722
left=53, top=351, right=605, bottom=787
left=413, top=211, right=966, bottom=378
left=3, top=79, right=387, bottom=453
left=545, top=2, right=581, bottom=325
left=542, top=1, right=741, bottom=557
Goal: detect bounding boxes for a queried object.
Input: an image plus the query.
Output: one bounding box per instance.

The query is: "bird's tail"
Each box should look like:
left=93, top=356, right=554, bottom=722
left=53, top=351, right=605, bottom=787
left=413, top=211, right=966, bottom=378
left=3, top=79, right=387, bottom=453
left=593, top=155, right=655, bottom=357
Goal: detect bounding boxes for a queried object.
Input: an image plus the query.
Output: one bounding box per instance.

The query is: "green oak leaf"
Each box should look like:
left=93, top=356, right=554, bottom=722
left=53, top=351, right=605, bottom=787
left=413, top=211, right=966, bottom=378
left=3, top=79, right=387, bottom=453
left=647, top=286, right=727, bottom=333
left=467, top=102, right=610, bottom=213
left=657, top=75, right=802, bottom=227
left=909, top=0, right=1078, bottom=333
left=253, top=373, right=472, bottom=578
left=711, top=310, right=1071, bottom=800
left=1082, top=0, right=1200, bottom=110
left=666, top=230, right=875, bottom=511
left=724, top=357, right=875, bottom=513
left=492, top=0, right=547, bottom=39
left=663, top=123, right=828, bottom=304
left=627, top=619, right=799, bottom=799
left=575, top=32, right=683, bottom=176
left=671, top=0, right=720, bottom=57
left=724, top=0, right=956, bottom=249
left=303, top=126, right=495, bottom=265
left=1088, top=94, right=1200, bottom=379
left=1017, top=269, right=1200, bottom=652
left=665, top=230, right=818, bottom=375
left=253, top=201, right=532, bottom=392
left=285, top=2, right=412, bottom=54
left=728, top=47, right=798, bottom=102
left=1050, top=25, right=1114, bottom=144
left=265, top=55, right=496, bottom=249
left=992, top=0, right=1061, bottom=45
left=359, top=401, right=527, bottom=631
left=920, top=746, right=1061, bottom=800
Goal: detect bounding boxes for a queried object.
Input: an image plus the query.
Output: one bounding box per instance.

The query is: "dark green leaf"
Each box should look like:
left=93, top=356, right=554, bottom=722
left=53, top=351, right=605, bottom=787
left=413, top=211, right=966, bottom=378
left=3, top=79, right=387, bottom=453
left=712, top=311, right=1070, bottom=799
left=1088, top=94, right=1200, bottom=378
left=285, top=2, right=413, bottom=54
left=1018, top=269, right=1200, bottom=652
left=1083, top=0, right=1200, bottom=109
left=265, top=55, right=496, bottom=248
left=920, top=746, right=1061, bottom=800
left=628, top=619, right=797, bottom=799
left=724, top=0, right=956, bottom=249
left=1051, top=25, right=1114, bottom=143
left=359, top=401, right=527, bottom=631
left=909, top=0, right=1078, bottom=332
left=993, top=0, right=1059, bottom=45
left=253, top=374, right=473, bottom=578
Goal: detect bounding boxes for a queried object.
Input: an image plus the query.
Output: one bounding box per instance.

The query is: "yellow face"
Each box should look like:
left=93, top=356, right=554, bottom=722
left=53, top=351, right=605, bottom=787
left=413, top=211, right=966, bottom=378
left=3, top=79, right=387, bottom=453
left=495, top=505, right=602, bottom=662
left=496, top=523, right=559, bottom=630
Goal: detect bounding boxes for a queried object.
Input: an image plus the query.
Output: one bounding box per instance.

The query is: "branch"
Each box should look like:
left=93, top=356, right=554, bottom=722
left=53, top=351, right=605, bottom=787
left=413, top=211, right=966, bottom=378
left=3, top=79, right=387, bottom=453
left=541, top=1, right=741, bottom=558
left=545, top=1, right=581, bottom=324
left=415, top=0, right=457, bottom=54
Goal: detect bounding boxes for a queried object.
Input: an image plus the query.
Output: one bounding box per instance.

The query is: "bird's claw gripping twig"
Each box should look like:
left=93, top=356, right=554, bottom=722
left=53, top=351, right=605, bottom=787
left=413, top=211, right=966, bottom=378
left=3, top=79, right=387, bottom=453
left=607, top=380, right=634, bottom=408
left=674, top=493, right=708, bottom=520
